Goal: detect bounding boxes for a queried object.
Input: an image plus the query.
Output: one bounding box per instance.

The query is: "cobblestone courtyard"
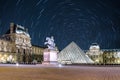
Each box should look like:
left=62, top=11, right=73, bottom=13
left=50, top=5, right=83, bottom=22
left=0, top=64, right=120, bottom=80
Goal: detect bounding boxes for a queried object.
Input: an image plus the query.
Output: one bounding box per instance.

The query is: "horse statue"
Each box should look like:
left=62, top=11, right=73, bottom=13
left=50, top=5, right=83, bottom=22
left=44, top=36, right=56, bottom=50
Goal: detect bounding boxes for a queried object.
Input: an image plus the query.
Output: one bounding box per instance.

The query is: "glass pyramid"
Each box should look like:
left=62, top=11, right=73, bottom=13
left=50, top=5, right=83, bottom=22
left=58, top=42, right=94, bottom=64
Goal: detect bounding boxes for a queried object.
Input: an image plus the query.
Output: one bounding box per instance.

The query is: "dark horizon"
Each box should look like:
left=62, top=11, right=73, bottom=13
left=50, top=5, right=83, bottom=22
left=0, top=0, right=120, bottom=50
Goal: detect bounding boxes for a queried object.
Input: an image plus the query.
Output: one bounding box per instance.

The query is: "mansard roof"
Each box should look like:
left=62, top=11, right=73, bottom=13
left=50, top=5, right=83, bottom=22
left=5, top=23, right=30, bottom=37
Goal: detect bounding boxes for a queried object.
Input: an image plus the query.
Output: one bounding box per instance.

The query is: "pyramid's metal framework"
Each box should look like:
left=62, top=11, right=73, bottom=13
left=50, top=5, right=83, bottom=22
left=58, top=42, right=94, bottom=64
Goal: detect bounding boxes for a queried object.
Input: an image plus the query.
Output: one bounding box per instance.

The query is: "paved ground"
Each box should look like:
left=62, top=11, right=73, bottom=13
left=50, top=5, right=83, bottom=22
left=0, top=64, right=120, bottom=80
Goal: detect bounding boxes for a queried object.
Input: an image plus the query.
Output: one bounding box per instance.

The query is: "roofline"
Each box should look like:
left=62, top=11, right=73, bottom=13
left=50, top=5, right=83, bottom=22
left=32, top=44, right=46, bottom=48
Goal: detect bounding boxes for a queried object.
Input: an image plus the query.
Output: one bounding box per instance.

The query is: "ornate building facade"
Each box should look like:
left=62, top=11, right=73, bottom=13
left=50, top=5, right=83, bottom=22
left=0, top=23, right=44, bottom=63
left=102, top=49, right=120, bottom=64
left=86, top=43, right=120, bottom=64
left=86, top=43, right=103, bottom=64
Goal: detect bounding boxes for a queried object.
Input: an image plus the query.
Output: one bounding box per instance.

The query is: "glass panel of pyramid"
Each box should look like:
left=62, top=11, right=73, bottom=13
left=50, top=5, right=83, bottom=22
left=58, top=42, right=94, bottom=64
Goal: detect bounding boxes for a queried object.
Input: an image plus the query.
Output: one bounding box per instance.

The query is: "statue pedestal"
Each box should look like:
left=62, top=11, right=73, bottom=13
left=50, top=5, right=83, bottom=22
left=42, top=49, right=58, bottom=65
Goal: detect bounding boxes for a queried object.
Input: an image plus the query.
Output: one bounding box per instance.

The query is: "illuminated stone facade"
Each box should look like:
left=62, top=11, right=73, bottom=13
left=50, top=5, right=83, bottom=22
left=86, top=43, right=103, bottom=64
left=86, top=43, right=120, bottom=64
left=32, top=45, right=44, bottom=63
left=0, top=23, right=44, bottom=63
left=102, top=49, right=120, bottom=64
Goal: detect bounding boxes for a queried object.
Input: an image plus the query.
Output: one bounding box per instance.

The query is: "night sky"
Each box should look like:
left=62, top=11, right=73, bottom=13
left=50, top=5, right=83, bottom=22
left=0, top=0, right=120, bottom=50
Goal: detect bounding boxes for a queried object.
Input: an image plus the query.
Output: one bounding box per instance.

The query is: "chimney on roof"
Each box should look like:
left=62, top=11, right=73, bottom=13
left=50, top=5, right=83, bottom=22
left=10, top=23, right=14, bottom=34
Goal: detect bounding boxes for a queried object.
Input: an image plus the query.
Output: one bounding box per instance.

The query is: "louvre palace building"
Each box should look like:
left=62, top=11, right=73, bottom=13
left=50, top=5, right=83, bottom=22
left=0, top=23, right=120, bottom=65
left=0, top=23, right=44, bottom=63
left=86, top=43, right=120, bottom=64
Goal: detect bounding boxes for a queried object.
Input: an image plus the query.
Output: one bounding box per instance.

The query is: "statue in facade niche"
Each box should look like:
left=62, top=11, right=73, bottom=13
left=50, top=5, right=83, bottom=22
left=44, top=36, right=56, bottom=50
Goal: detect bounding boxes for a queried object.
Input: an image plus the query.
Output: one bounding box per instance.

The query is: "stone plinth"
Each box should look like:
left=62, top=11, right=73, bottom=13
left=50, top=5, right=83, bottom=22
left=42, top=49, right=58, bottom=64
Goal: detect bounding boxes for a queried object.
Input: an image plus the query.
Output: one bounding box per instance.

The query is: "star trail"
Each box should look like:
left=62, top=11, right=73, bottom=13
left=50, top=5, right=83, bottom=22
left=0, top=0, right=120, bottom=50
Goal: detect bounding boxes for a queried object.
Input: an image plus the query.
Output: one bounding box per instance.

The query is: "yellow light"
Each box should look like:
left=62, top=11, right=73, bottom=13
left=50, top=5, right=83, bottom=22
left=1, top=57, right=6, bottom=63
left=4, top=54, right=7, bottom=57
left=95, top=59, right=99, bottom=62
left=118, top=60, right=120, bottom=63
